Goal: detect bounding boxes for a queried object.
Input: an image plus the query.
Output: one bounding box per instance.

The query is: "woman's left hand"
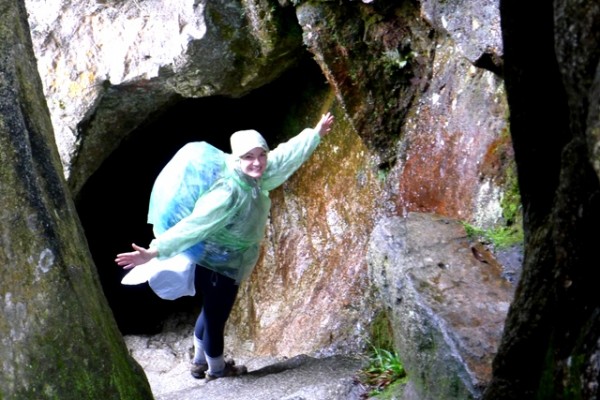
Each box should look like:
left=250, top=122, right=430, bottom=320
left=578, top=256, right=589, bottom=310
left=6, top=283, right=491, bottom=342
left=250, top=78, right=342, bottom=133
left=315, top=112, right=334, bottom=137
left=115, top=243, right=158, bottom=270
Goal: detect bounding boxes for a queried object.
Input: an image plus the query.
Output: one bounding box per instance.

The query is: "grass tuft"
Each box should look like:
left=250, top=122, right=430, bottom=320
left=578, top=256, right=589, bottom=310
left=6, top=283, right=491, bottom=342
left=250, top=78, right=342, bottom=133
left=357, top=346, right=408, bottom=397
left=463, top=222, right=523, bottom=249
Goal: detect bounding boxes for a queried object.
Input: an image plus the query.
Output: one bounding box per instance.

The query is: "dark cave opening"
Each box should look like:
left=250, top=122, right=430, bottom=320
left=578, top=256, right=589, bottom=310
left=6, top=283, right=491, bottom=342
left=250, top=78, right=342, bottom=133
left=76, top=56, right=329, bottom=334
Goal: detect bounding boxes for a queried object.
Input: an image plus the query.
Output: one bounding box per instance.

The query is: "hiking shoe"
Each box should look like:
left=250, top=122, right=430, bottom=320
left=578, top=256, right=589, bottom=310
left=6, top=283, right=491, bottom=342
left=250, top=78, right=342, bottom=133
left=190, top=362, right=208, bottom=379
left=205, top=361, right=248, bottom=382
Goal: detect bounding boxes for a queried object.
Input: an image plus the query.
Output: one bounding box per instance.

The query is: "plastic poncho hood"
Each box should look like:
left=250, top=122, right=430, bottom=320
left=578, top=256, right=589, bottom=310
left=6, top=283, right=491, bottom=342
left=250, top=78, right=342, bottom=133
left=230, top=129, right=269, bottom=158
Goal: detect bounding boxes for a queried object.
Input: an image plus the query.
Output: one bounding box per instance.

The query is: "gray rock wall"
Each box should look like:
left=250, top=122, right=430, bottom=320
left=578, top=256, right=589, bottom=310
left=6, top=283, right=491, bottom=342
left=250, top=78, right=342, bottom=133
left=0, top=1, right=152, bottom=398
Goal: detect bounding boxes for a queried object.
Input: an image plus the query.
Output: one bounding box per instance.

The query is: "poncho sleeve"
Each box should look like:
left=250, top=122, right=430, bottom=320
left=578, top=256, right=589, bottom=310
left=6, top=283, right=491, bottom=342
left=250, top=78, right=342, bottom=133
left=260, top=128, right=321, bottom=191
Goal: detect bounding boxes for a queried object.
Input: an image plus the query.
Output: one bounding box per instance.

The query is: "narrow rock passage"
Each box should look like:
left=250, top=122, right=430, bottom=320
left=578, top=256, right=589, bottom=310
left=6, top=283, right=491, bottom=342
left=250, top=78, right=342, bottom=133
left=124, top=314, right=368, bottom=400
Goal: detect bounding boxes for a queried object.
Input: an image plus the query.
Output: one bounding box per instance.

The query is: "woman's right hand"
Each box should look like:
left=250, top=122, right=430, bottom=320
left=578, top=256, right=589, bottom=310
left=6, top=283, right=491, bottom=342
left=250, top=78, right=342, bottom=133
left=115, top=243, right=158, bottom=270
left=315, top=112, right=334, bottom=137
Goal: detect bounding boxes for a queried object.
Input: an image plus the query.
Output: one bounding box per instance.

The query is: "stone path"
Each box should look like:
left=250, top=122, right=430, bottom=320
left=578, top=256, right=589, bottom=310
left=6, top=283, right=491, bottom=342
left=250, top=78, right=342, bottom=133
left=124, top=325, right=369, bottom=400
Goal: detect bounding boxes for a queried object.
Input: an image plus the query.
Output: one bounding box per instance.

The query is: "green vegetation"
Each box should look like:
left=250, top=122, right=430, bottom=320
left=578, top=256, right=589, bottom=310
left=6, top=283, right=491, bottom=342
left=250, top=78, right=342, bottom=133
left=500, top=165, right=522, bottom=227
left=358, top=346, right=408, bottom=397
left=464, top=162, right=524, bottom=249
left=382, top=48, right=416, bottom=71
left=377, top=166, right=390, bottom=182
left=463, top=221, right=523, bottom=249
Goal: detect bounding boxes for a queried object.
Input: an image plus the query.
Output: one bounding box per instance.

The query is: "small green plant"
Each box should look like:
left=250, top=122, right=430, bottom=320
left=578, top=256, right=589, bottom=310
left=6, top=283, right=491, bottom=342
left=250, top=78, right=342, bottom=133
left=463, top=222, right=523, bottom=249
left=359, top=346, right=408, bottom=397
left=377, top=168, right=389, bottom=182
left=382, top=48, right=416, bottom=71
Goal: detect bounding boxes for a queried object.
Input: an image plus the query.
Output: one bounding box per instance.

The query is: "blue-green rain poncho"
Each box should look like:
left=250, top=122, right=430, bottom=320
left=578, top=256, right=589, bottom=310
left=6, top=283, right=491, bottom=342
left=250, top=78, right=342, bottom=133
left=121, top=127, right=321, bottom=300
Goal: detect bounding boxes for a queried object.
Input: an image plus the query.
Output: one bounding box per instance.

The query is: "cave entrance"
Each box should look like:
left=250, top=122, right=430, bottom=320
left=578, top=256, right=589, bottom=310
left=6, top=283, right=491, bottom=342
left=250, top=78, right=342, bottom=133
left=76, top=56, right=328, bottom=334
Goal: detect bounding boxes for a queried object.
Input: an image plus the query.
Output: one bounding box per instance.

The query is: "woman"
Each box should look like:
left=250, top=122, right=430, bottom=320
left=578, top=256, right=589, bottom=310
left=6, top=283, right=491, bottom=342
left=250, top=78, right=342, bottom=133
left=116, top=112, right=334, bottom=380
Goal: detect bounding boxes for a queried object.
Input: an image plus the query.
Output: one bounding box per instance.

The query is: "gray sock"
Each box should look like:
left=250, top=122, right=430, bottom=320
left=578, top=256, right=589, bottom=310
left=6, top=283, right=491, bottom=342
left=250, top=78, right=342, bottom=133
left=206, top=354, right=225, bottom=376
left=192, top=335, right=207, bottom=365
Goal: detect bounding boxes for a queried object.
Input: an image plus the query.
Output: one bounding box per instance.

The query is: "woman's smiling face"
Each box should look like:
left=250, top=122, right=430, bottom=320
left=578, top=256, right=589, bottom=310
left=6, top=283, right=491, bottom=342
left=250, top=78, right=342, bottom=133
left=239, top=147, right=268, bottom=178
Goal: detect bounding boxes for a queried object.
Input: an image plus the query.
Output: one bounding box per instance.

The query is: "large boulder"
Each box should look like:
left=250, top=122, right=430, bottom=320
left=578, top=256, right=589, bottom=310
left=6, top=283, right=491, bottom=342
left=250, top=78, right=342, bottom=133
left=368, top=213, right=514, bottom=399
left=25, top=0, right=304, bottom=195
left=0, top=1, right=152, bottom=398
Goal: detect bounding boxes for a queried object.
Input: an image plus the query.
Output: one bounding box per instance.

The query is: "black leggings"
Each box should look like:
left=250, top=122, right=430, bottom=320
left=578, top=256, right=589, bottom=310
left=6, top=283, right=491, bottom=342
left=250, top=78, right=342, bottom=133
left=194, top=266, right=239, bottom=358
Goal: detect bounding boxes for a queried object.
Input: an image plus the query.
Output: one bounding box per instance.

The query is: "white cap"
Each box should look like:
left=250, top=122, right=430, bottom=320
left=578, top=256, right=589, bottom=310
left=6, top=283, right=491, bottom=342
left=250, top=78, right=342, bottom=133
left=230, top=129, right=269, bottom=158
